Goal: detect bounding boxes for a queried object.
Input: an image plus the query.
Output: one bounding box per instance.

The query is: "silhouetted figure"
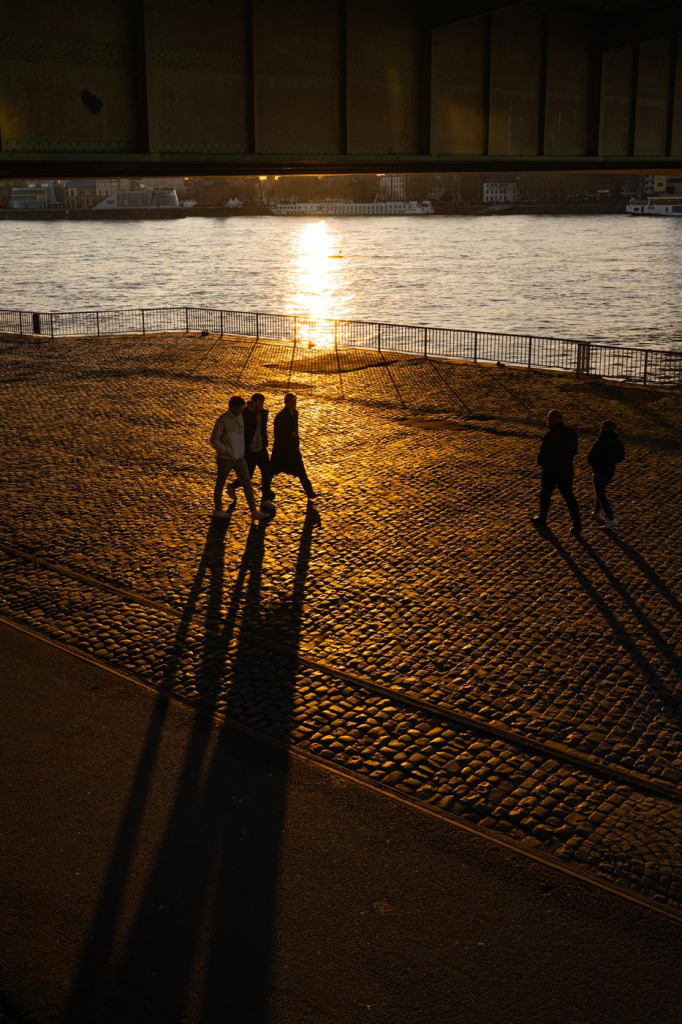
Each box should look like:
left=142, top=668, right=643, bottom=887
left=587, top=419, right=625, bottom=529
left=270, top=392, right=317, bottom=500
left=230, top=393, right=276, bottom=511
left=532, top=409, right=581, bottom=535
left=210, top=394, right=268, bottom=523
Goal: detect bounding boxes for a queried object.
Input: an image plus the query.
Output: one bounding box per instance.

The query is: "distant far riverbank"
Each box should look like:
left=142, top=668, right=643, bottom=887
left=0, top=203, right=626, bottom=221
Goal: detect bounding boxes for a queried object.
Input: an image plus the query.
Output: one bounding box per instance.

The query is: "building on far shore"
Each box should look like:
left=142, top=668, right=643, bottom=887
left=138, top=177, right=185, bottom=192
left=483, top=181, right=519, bottom=204
left=378, top=174, right=407, bottom=200
left=9, top=181, right=65, bottom=209
left=93, top=187, right=180, bottom=210
left=65, top=179, right=139, bottom=209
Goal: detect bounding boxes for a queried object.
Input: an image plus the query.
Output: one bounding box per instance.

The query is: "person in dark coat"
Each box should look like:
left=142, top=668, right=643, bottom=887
left=532, top=409, right=582, bottom=535
left=229, top=393, right=276, bottom=510
left=587, top=419, right=625, bottom=528
left=270, top=392, right=316, bottom=500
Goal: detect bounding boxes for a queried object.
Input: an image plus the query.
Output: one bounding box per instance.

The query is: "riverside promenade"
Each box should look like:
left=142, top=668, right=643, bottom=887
left=1, top=326, right=681, bottom=1020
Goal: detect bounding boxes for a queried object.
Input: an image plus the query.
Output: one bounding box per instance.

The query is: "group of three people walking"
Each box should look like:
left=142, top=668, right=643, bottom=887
left=210, top=391, right=316, bottom=522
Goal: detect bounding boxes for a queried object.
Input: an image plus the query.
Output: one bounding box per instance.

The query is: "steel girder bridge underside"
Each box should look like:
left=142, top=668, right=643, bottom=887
left=0, top=0, right=681, bottom=179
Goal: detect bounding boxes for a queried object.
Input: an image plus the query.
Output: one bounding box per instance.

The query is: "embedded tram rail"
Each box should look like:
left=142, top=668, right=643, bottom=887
left=1, top=325, right=681, bottom=924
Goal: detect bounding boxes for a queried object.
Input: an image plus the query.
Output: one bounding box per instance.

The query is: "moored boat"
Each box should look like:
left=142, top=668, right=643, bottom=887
left=271, top=199, right=434, bottom=216
left=626, top=196, right=682, bottom=217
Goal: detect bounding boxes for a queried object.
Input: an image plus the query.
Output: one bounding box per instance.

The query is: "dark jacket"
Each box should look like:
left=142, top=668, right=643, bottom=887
left=243, top=403, right=269, bottom=451
left=587, top=431, right=625, bottom=483
left=538, top=422, right=579, bottom=475
left=270, top=407, right=304, bottom=476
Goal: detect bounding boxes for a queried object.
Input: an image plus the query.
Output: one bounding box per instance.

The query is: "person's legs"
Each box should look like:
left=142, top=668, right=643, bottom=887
left=297, top=458, right=316, bottom=499
left=231, top=451, right=256, bottom=491
left=255, top=449, right=275, bottom=501
left=593, top=475, right=614, bottom=520
left=537, top=471, right=556, bottom=523
left=233, top=457, right=258, bottom=515
left=214, top=457, right=232, bottom=510
left=557, top=475, right=581, bottom=529
left=593, top=480, right=602, bottom=515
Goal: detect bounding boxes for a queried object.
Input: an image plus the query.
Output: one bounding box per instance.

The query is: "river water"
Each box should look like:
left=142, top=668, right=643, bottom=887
left=1, top=215, right=680, bottom=349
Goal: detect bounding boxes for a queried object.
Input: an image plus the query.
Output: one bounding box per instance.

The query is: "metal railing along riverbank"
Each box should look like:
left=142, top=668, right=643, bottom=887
left=1, top=305, right=680, bottom=387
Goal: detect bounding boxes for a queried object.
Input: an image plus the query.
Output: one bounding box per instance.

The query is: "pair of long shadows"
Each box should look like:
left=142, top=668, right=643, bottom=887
left=537, top=523, right=681, bottom=722
left=63, top=505, right=320, bottom=1023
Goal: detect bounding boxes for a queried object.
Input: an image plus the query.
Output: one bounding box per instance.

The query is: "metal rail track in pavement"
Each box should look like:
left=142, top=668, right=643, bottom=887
left=1, top=536, right=680, bottom=810
left=4, top=606, right=682, bottom=929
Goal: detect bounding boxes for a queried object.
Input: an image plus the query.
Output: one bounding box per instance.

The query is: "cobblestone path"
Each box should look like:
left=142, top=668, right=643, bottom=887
left=1, top=330, right=681, bottom=911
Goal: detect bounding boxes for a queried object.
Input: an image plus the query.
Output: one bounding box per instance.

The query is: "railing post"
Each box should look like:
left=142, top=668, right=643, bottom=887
left=141, top=309, right=146, bottom=334
left=643, top=349, right=649, bottom=386
left=255, top=312, right=260, bottom=341
left=96, top=311, right=100, bottom=338
left=294, top=316, right=298, bottom=344
left=423, top=327, right=428, bottom=360
left=473, top=332, right=478, bottom=364
left=50, top=313, right=54, bottom=339
left=378, top=323, right=382, bottom=354
left=527, top=336, right=533, bottom=369
left=220, top=309, right=224, bottom=337
left=185, top=306, right=189, bottom=332
left=576, top=341, right=590, bottom=377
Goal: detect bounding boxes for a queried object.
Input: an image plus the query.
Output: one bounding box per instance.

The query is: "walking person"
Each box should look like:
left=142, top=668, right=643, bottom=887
left=587, top=419, right=625, bottom=528
left=229, top=392, right=277, bottom=511
left=210, top=395, right=269, bottom=522
left=270, top=392, right=317, bottom=500
left=532, top=409, right=582, bottom=536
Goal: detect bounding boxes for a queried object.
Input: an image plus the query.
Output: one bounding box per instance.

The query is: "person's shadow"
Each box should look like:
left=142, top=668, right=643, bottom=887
left=545, top=530, right=682, bottom=728
left=62, top=505, right=320, bottom=1023
left=606, top=532, right=682, bottom=617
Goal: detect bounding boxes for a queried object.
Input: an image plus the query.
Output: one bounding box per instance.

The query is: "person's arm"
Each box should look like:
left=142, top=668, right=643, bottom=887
left=210, top=417, right=229, bottom=457
left=538, top=432, right=551, bottom=467
left=586, top=440, right=598, bottom=469
left=615, top=440, right=625, bottom=463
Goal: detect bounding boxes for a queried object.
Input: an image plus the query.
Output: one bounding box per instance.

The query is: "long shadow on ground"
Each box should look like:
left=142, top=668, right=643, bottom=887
left=62, top=506, right=319, bottom=1023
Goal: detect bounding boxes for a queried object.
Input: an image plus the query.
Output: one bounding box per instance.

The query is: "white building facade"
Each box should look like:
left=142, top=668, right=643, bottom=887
left=9, top=181, right=63, bottom=209
left=483, top=182, right=519, bottom=204
left=378, top=175, right=407, bottom=200
left=93, top=188, right=180, bottom=210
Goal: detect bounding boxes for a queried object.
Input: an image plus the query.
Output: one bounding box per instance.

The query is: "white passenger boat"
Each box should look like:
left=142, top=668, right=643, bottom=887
left=271, top=199, right=434, bottom=215
left=626, top=196, right=682, bottom=217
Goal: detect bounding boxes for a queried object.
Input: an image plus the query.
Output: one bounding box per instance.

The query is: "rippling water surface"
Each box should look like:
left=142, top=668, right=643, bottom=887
left=1, top=215, right=681, bottom=349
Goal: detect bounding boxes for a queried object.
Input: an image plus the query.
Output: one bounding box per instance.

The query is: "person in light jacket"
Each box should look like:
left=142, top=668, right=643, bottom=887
left=229, top=393, right=276, bottom=510
left=587, top=419, right=625, bottom=528
left=270, top=393, right=317, bottom=500
left=210, top=395, right=268, bottom=522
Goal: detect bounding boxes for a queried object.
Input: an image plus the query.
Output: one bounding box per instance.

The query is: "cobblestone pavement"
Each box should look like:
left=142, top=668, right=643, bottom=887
left=1, top=330, right=681, bottom=910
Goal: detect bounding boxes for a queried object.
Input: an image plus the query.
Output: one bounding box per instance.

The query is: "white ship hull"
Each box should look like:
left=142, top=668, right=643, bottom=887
left=626, top=199, right=682, bottom=217
left=272, top=200, right=434, bottom=216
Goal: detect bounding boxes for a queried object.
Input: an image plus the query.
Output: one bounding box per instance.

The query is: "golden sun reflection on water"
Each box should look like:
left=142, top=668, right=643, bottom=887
left=286, top=221, right=344, bottom=347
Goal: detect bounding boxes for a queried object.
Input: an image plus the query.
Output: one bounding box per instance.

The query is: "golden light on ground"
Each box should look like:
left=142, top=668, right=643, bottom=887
left=286, top=220, right=343, bottom=347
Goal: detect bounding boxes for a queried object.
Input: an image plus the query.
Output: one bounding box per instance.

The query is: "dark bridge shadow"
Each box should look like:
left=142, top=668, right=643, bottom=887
left=62, top=505, right=319, bottom=1023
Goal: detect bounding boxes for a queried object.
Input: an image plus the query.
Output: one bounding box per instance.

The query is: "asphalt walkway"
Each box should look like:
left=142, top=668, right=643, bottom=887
left=1, top=619, right=681, bottom=1024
